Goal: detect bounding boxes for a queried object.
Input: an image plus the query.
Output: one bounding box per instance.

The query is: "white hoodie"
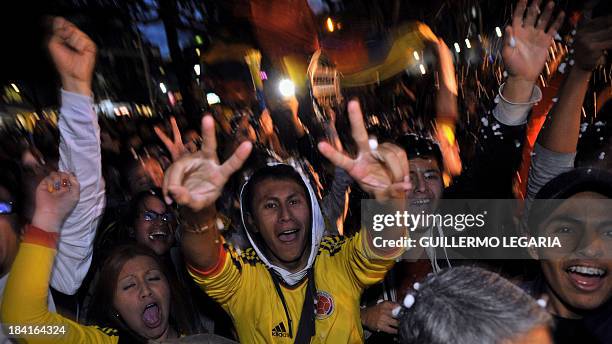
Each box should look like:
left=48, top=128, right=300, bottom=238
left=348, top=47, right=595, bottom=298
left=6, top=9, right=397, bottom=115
left=239, top=162, right=325, bottom=286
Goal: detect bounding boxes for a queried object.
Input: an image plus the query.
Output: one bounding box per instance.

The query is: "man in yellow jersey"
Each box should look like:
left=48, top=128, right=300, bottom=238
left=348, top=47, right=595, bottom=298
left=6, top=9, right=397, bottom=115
left=163, top=100, right=411, bottom=343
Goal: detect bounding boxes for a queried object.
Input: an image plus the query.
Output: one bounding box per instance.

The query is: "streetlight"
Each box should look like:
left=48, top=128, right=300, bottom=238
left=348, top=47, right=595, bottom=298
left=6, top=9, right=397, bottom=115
left=159, top=82, right=167, bottom=94
left=495, top=27, right=502, bottom=38
left=326, top=17, right=334, bottom=32
left=194, top=64, right=201, bottom=76
left=454, top=43, right=461, bottom=53
left=10, top=83, right=19, bottom=93
left=465, top=38, right=472, bottom=49
left=278, top=79, right=295, bottom=98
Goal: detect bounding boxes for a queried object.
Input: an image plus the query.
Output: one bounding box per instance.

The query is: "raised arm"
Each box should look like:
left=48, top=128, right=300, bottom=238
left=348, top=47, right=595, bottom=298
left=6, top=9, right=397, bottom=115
left=163, top=116, right=252, bottom=272
left=537, top=15, right=612, bottom=153
left=47, top=17, right=105, bottom=295
left=433, top=38, right=461, bottom=176
left=318, top=100, right=411, bottom=257
left=527, top=13, right=612, bottom=200
left=495, top=0, right=564, bottom=125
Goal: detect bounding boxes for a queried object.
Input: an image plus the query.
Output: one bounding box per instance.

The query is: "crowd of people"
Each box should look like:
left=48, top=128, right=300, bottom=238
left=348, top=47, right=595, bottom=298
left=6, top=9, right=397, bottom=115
left=0, top=0, right=611, bottom=343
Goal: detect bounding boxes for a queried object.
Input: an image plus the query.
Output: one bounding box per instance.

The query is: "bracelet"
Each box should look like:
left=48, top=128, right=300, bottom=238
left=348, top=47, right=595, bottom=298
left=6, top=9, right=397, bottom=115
left=181, top=217, right=225, bottom=235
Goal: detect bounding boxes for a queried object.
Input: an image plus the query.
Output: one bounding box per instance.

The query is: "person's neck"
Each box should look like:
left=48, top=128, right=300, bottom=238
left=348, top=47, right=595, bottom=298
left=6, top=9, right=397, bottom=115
left=268, top=250, right=310, bottom=273
left=545, top=286, right=583, bottom=319
left=152, top=325, right=178, bottom=343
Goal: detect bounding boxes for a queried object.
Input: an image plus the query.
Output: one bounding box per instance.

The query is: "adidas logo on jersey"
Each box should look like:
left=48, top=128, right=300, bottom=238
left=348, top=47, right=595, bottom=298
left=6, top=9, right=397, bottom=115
left=271, top=321, right=289, bottom=337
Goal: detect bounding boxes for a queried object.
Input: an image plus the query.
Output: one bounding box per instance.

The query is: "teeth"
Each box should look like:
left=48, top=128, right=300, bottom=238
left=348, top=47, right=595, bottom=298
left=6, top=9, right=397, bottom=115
left=281, top=229, right=298, bottom=235
left=148, top=232, right=168, bottom=240
left=145, top=303, right=157, bottom=310
left=412, top=199, right=430, bottom=205
left=568, top=266, right=605, bottom=276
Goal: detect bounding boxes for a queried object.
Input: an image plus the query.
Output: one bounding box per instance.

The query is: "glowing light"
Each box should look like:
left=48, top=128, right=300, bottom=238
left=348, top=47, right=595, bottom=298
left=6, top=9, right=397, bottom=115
left=326, top=17, right=334, bottom=32
left=195, top=35, right=203, bottom=45
left=10, top=83, right=19, bottom=93
left=454, top=43, right=461, bottom=53
left=413, top=51, right=420, bottom=61
left=159, top=82, right=167, bottom=94
left=206, top=93, right=221, bottom=105
left=195, top=48, right=201, bottom=56
left=194, top=64, right=201, bottom=76
left=259, top=71, right=268, bottom=80
left=495, top=27, right=502, bottom=38
left=465, top=38, right=472, bottom=49
left=419, top=64, right=426, bottom=75
left=278, top=79, right=295, bottom=98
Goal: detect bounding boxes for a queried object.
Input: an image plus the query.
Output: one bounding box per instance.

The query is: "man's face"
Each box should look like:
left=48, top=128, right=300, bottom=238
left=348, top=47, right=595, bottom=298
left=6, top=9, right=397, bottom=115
left=407, top=157, right=443, bottom=214
left=0, top=186, right=19, bottom=278
left=537, top=192, right=612, bottom=317
left=134, top=196, right=176, bottom=256
left=249, top=178, right=311, bottom=272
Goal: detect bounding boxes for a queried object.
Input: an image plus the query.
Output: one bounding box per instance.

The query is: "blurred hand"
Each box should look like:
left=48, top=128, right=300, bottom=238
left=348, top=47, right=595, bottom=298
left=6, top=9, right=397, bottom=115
left=433, top=38, right=458, bottom=96
left=163, top=115, right=252, bottom=211
left=503, top=0, right=564, bottom=83
left=32, top=171, right=80, bottom=233
left=318, top=100, right=411, bottom=201
left=155, top=117, right=188, bottom=162
left=360, top=301, right=400, bottom=334
left=573, top=15, right=612, bottom=71
left=48, top=17, right=96, bottom=95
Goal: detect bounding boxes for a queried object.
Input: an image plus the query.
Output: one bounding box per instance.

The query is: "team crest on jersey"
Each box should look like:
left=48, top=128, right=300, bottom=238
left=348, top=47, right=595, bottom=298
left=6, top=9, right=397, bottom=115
left=315, top=290, right=334, bottom=319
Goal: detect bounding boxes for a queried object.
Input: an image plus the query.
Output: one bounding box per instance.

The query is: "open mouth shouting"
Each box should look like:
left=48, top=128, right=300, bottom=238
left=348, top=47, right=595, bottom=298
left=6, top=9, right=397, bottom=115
left=142, top=302, right=162, bottom=329
left=148, top=230, right=169, bottom=241
left=565, top=263, right=608, bottom=292
left=278, top=228, right=300, bottom=244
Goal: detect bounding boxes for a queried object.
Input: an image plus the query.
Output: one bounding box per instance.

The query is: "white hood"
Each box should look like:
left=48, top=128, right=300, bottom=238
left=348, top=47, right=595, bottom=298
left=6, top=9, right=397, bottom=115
left=239, top=162, right=325, bottom=286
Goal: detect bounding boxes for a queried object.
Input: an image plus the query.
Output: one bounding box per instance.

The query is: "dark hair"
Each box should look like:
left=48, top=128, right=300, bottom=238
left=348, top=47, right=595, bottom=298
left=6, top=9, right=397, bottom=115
left=88, top=244, right=194, bottom=343
left=395, top=134, right=443, bottom=171
left=241, top=164, right=310, bottom=219
left=0, top=160, right=24, bottom=233
left=528, top=168, right=612, bottom=233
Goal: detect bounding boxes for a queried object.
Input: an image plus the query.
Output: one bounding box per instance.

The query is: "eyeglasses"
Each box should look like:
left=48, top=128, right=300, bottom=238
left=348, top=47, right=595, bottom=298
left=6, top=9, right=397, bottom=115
left=0, top=201, right=14, bottom=215
left=142, top=209, right=175, bottom=223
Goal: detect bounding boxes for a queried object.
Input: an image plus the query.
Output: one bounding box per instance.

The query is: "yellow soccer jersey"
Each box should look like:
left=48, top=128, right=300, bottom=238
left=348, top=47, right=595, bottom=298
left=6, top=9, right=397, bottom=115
left=188, top=230, right=395, bottom=343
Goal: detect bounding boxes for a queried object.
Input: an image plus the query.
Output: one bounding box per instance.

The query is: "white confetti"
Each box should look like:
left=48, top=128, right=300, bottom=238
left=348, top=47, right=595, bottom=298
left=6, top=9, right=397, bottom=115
left=503, top=71, right=508, bottom=78
left=494, top=96, right=500, bottom=104
left=571, top=29, right=576, bottom=35
left=537, top=299, right=547, bottom=308
left=558, top=63, right=566, bottom=74
left=403, top=294, right=415, bottom=309
left=369, top=137, right=379, bottom=150
left=481, top=117, right=489, bottom=126
left=391, top=306, right=402, bottom=318
left=569, top=59, right=575, bottom=66
left=554, top=33, right=562, bottom=41
left=599, top=152, right=606, bottom=160
left=552, top=97, right=558, bottom=103
left=515, top=140, right=521, bottom=148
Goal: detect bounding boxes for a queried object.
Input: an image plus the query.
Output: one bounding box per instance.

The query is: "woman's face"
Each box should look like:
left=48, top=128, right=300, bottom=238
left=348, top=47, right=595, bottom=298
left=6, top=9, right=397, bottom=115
left=114, top=255, right=171, bottom=340
left=134, top=196, right=176, bottom=256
